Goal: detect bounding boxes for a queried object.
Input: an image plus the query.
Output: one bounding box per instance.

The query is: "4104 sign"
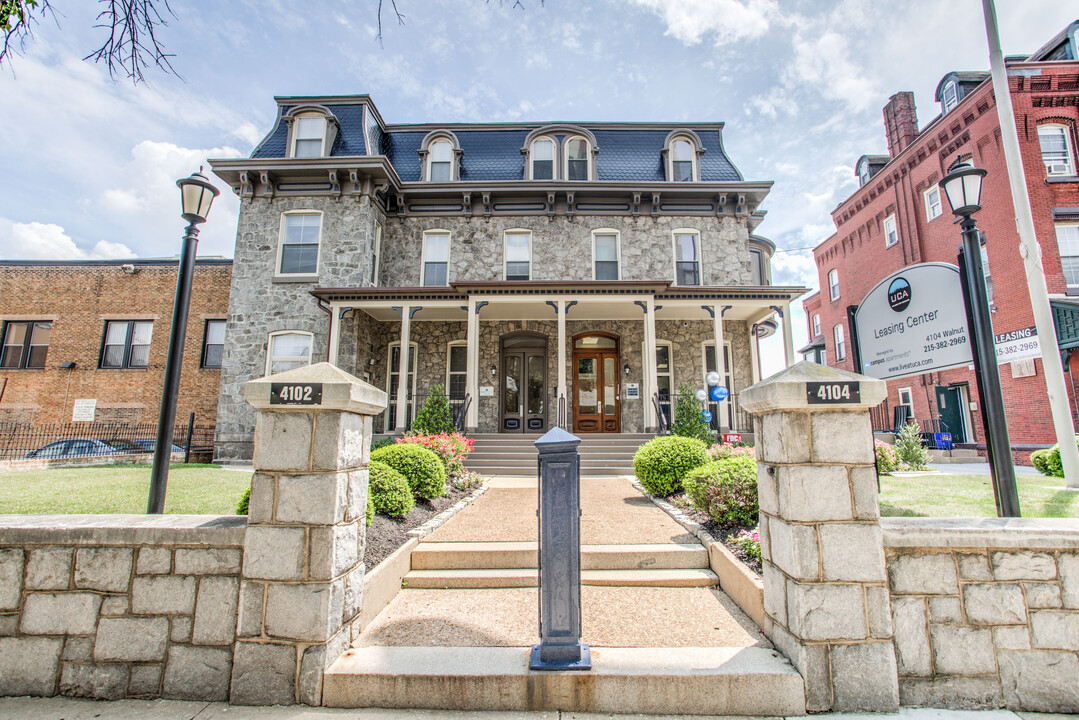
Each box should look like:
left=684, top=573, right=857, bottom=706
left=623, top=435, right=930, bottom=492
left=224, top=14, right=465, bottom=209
left=806, top=381, right=861, bottom=405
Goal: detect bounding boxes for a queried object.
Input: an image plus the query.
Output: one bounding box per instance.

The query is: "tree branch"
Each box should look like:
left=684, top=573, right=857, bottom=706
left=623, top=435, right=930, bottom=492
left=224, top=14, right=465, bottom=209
left=84, top=0, right=180, bottom=83
left=375, top=0, right=404, bottom=47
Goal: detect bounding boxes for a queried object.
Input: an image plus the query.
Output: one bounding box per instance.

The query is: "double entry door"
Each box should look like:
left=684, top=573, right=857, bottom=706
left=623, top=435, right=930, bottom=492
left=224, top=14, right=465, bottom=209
left=502, top=350, right=546, bottom=432
left=574, top=351, right=620, bottom=433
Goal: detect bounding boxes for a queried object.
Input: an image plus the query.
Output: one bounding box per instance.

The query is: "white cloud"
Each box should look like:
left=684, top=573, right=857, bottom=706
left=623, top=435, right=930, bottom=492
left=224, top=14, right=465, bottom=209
left=232, top=122, right=265, bottom=147
left=0, top=220, right=134, bottom=260
left=627, top=0, right=778, bottom=46
left=788, top=30, right=877, bottom=111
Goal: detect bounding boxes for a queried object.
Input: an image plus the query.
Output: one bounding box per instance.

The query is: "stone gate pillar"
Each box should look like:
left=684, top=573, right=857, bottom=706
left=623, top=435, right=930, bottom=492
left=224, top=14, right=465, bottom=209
left=740, top=362, right=899, bottom=713
left=230, top=363, right=386, bottom=705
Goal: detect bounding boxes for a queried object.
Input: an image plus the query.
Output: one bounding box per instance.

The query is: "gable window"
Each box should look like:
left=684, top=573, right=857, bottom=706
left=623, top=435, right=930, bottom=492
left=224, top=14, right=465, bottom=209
left=531, top=138, right=554, bottom=180
left=446, top=342, right=467, bottom=403
left=566, top=137, right=589, bottom=181
left=828, top=269, right=840, bottom=301
left=101, top=320, right=152, bottom=369
left=671, top=138, right=694, bottom=182
left=201, top=320, right=226, bottom=369
left=812, top=314, right=821, bottom=337
left=428, top=140, right=452, bottom=182
left=292, top=114, right=326, bottom=158
left=422, top=231, right=450, bottom=286
left=673, top=231, right=701, bottom=286
left=943, top=81, right=958, bottom=112
left=278, top=212, right=321, bottom=276
left=1039, top=124, right=1076, bottom=176
left=924, top=186, right=943, bottom=221
left=593, top=231, right=620, bottom=280
left=267, top=331, right=312, bottom=375
left=505, top=230, right=531, bottom=281
left=884, top=214, right=898, bottom=248
left=834, top=324, right=846, bottom=361
left=1056, top=223, right=1079, bottom=289
left=1, top=321, right=51, bottom=369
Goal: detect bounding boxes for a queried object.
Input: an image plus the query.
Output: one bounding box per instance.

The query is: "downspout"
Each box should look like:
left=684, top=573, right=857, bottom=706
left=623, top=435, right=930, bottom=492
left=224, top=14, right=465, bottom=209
left=316, top=298, right=332, bottom=361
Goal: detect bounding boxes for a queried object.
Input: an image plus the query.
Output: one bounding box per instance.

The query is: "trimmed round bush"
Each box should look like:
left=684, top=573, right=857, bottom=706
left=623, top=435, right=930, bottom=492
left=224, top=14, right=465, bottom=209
left=236, top=485, right=250, bottom=515
left=633, top=435, right=709, bottom=496
left=682, top=455, right=759, bottom=527
left=371, top=443, right=447, bottom=499
left=366, top=494, right=375, bottom=527
left=368, top=460, right=415, bottom=517
left=1030, top=448, right=1052, bottom=476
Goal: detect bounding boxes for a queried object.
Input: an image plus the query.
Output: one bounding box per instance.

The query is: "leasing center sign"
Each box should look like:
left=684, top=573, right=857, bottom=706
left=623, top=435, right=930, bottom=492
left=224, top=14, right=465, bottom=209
left=855, top=263, right=973, bottom=381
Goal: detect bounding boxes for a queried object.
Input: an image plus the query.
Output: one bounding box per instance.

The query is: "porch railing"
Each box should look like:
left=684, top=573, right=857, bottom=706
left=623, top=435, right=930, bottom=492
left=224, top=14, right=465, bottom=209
left=454, top=394, right=471, bottom=433
left=380, top=394, right=469, bottom=435
left=652, top=393, right=670, bottom=434
left=870, top=399, right=891, bottom=432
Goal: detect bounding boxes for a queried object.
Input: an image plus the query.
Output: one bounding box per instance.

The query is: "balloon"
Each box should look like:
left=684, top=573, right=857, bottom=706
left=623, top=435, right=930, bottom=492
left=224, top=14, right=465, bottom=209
left=709, top=385, right=729, bottom=402
left=701, top=410, right=713, bottom=423
left=694, top=389, right=708, bottom=403
left=705, top=371, right=721, bottom=386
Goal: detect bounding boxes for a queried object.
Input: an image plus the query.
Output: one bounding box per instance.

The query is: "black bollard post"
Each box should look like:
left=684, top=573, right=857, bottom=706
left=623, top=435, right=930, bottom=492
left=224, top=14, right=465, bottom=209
left=530, top=427, right=590, bottom=671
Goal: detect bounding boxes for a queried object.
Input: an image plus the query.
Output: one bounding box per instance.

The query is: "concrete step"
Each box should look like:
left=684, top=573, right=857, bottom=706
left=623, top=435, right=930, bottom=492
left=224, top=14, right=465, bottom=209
left=403, top=567, right=719, bottom=589
left=410, top=542, right=709, bottom=571
left=323, top=645, right=806, bottom=715
left=467, top=458, right=635, bottom=469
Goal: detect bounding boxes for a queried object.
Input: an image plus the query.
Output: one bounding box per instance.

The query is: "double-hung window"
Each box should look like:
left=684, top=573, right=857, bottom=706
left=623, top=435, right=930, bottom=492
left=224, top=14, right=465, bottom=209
left=267, top=332, right=312, bottom=375
left=429, top=140, right=452, bottom=181
left=655, top=342, right=673, bottom=422
left=671, top=139, right=694, bottom=182
left=594, top=231, right=619, bottom=280
left=101, top=320, right=152, bottom=369
left=1056, top=224, right=1079, bottom=289
left=423, top=231, right=450, bottom=286
left=674, top=231, right=701, bottom=286
left=279, top=213, right=321, bottom=276
left=924, top=186, right=943, bottom=221
left=834, top=324, right=846, bottom=361
left=446, top=343, right=467, bottom=403
left=566, top=138, right=588, bottom=181
left=505, top=230, right=531, bottom=281
left=942, top=81, right=958, bottom=113
left=1039, top=124, right=1076, bottom=177
left=531, top=138, right=554, bottom=180
left=883, top=214, right=898, bottom=248
left=812, top=314, right=821, bottom=337
left=292, top=115, right=325, bottom=158
left=0, top=321, right=51, bottom=369
left=828, top=269, right=840, bottom=301
left=201, top=320, right=226, bottom=369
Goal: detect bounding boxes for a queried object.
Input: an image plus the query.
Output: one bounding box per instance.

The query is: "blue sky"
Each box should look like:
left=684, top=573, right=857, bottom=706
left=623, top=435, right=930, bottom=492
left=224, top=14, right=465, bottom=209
left=0, top=0, right=1074, bottom=375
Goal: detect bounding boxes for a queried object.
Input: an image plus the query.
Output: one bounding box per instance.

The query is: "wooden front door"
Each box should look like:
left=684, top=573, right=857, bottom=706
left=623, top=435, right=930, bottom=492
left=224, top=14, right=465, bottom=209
left=573, top=334, right=620, bottom=433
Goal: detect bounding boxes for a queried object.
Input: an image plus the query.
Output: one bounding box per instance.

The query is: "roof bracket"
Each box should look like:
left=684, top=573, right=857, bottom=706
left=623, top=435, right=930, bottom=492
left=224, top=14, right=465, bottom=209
left=259, top=171, right=275, bottom=199
left=462, top=192, right=472, bottom=215
left=651, top=192, right=661, bottom=215
left=328, top=170, right=341, bottom=199
left=238, top=171, right=255, bottom=198
left=632, top=192, right=642, bottom=215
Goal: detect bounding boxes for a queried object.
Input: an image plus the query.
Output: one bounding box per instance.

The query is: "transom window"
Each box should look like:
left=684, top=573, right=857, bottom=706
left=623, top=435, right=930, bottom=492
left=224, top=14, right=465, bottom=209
left=566, top=137, right=589, bottom=181
left=531, top=138, right=554, bottom=180
left=674, top=231, right=701, bottom=286
left=1039, top=124, right=1076, bottom=176
left=267, top=331, right=312, bottom=375
left=1, top=321, right=51, bottom=369
left=429, top=140, right=452, bottom=182
left=593, top=231, right=619, bottom=280
left=504, top=230, right=531, bottom=281
left=292, top=114, right=326, bottom=158
left=828, top=269, right=840, bottom=301
left=924, top=186, right=943, bottom=221
left=423, top=231, right=450, bottom=286
left=101, top=320, right=152, bottom=369
left=201, top=320, right=226, bottom=369
left=834, top=324, right=846, bottom=361
left=279, top=213, right=321, bottom=276
left=1056, top=223, right=1079, bottom=288
left=671, top=138, right=695, bottom=182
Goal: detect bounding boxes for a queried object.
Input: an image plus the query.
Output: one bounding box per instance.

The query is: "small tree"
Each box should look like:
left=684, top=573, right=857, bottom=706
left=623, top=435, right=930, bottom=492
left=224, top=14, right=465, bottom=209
left=895, top=420, right=930, bottom=470
left=412, top=384, right=456, bottom=435
left=670, top=381, right=713, bottom=445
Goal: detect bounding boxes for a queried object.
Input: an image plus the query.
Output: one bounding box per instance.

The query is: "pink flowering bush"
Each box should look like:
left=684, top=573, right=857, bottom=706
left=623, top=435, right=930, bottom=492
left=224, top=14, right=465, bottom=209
left=396, top=432, right=475, bottom=476
left=708, top=443, right=756, bottom=462
left=874, top=439, right=899, bottom=474
left=452, top=469, right=484, bottom=491
left=730, top=526, right=761, bottom=562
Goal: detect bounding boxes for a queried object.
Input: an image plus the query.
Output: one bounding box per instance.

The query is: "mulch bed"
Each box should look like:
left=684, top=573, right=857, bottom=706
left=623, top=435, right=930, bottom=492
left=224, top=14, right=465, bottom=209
left=364, top=484, right=472, bottom=570
left=670, top=494, right=762, bottom=576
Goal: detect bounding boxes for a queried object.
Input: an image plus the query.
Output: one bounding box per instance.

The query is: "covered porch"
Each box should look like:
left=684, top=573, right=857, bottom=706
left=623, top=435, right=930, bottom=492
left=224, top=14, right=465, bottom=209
left=312, top=281, right=803, bottom=437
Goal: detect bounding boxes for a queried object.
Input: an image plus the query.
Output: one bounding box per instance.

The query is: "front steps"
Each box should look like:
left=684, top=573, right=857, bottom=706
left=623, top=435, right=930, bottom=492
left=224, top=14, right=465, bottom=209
left=928, top=447, right=982, bottom=463
left=466, top=432, right=650, bottom=476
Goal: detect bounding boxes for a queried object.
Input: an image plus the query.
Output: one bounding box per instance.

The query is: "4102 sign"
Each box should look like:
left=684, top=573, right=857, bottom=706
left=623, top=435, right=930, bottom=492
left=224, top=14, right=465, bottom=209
left=270, top=382, right=323, bottom=406
left=806, top=381, right=861, bottom=405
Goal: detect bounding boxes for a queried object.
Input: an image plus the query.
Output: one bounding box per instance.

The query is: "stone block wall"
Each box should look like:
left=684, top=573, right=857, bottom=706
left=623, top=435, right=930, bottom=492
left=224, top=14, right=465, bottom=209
left=0, top=515, right=245, bottom=701
left=882, top=518, right=1079, bottom=713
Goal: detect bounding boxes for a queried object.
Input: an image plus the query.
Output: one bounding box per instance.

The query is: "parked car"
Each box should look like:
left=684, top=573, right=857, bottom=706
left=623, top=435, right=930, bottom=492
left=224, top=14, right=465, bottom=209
left=104, top=439, right=148, bottom=455
left=131, top=439, right=184, bottom=454
left=24, top=439, right=123, bottom=459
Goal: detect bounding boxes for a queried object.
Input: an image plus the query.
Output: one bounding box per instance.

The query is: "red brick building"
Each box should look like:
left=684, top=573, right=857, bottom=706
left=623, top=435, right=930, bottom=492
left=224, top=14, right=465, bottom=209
left=0, top=258, right=231, bottom=428
left=802, top=20, right=1079, bottom=456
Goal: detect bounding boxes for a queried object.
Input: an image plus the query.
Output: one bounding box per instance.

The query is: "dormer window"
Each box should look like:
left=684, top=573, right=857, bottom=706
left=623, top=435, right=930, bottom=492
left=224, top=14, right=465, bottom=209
left=566, top=137, right=589, bottom=181
left=429, top=140, right=452, bottom=181
left=419, top=131, right=462, bottom=182
left=943, top=81, right=958, bottom=113
left=663, top=131, right=703, bottom=182
left=531, top=138, right=554, bottom=180
left=293, top=114, right=326, bottom=158
left=858, top=159, right=870, bottom=186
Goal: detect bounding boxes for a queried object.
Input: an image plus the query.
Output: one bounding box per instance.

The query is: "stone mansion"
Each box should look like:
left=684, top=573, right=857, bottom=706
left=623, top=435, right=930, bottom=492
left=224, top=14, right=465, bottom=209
left=209, top=95, right=805, bottom=459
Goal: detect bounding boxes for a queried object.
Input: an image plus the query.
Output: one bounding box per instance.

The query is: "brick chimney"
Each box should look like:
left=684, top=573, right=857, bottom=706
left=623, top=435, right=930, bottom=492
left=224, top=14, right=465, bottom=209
left=883, top=91, right=919, bottom=158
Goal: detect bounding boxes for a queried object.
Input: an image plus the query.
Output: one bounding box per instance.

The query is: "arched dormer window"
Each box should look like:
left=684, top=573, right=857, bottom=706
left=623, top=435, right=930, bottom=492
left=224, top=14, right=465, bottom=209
left=942, top=80, right=958, bottom=112
left=521, top=126, right=599, bottom=181
left=419, top=131, right=463, bottom=182
left=531, top=137, right=555, bottom=180
left=663, top=130, right=704, bottom=182
left=283, top=105, right=339, bottom=159
left=565, top=137, right=590, bottom=181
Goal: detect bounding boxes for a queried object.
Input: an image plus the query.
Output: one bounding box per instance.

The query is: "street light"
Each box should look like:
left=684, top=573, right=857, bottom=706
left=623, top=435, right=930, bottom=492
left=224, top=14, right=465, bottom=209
left=147, top=169, right=220, bottom=514
left=939, top=158, right=1020, bottom=517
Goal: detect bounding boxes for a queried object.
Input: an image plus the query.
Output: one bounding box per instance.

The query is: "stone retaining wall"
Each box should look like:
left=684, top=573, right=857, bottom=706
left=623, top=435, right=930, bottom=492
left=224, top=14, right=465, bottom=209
left=882, top=517, right=1079, bottom=713
left=0, top=514, right=246, bottom=701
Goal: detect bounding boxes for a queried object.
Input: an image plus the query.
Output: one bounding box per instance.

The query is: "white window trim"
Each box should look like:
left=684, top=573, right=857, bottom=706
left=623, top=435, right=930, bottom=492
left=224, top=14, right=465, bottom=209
left=667, top=134, right=700, bottom=182
left=1039, top=123, right=1076, bottom=177
left=371, top=221, right=382, bottom=287
left=828, top=269, right=840, bottom=302
left=812, top=314, right=821, bottom=337
left=529, top=136, right=557, bottom=180
left=445, top=340, right=467, bottom=400
left=386, top=341, right=419, bottom=427
left=898, top=387, right=914, bottom=412
left=266, top=330, right=314, bottom=376
left=883, top=214, right=898, bottom=248
left=421, top=229, right=451, bottom=286
left=275, top=210, right=323, bottom=278
left=290, top=112, right=327, bottom=158
left=833, top=324, right=846, bottom=361
left=503, top=228, right=533, bottom=281
left=671, top=228, right=703, bottom=286
left=943, top=81, right=958, bottom=113
left=1056, top=222, right=1079, bottom=288
left=924, top=186, right=943, bottom=222
left=563, top=136, right=591, bottom=181
left=426, top=139, right=454, bottom=182
left=591, top=228, right=622, bottom=281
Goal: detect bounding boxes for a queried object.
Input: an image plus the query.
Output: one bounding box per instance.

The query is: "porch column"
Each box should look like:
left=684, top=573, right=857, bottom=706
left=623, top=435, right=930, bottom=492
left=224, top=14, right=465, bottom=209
left=712, top=305, right=727, bottom=431
left=466, top=297, right=479, bottom=432
left=557, top=299, right=567, bottom=409
left=395, top=304, right=411, bottom=433
left=644, top=296, right=659, bottom=432
left=749, top=322, right=761, bottom=384
left=782, top=302, right=796, bottom=368
left=327, top=307, right=342, bottom=367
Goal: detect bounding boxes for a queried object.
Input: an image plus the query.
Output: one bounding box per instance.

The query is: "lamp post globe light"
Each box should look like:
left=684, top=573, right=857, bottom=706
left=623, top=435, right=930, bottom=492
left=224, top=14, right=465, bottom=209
left=938, top=158, right=1020, bottom=517
left=147, top=169, right=220, bottom=514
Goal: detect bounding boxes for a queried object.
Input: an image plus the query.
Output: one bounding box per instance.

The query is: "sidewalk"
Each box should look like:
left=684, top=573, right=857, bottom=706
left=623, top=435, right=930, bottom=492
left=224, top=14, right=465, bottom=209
left=929, top=462, right=1041, bottom=476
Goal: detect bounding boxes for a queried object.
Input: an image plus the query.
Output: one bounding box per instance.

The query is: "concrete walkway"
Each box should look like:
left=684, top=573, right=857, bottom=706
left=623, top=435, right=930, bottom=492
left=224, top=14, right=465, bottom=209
left=929, top=462, right=1041, bottom=476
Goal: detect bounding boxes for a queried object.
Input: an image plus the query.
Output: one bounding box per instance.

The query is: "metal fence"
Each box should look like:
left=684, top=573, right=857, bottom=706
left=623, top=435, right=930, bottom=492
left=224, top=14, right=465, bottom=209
left=0, top=421, right=215, bottom=461
left=870, top=399, right=892, bottom=433
left=379, top=394, right=469, bottom=435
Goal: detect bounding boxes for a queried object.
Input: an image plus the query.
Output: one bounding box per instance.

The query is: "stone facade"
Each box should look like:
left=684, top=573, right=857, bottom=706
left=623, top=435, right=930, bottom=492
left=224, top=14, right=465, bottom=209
left=0, top=515, right=245, bottom=700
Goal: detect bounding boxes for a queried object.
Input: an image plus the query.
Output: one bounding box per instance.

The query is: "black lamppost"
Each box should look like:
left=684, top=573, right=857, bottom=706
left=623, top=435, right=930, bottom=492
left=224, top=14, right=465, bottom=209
left=939, top=159, right=1020, bottom=517
left=147, top=169, right=219, bottom=514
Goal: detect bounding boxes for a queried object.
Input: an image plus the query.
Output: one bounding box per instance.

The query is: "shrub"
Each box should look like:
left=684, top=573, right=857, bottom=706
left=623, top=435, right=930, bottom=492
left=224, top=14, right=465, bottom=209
left=895, top=420, right=930, bottom=471
left=371, top=436, right=395, bottom=453
left=366, top=495, right=375, bottom=527
left=452, top=469, right=484, bottom=491
left=236, top=485, right=250, bottom=515
left=368, top=460, right=415, bottom=517
left=670, top=381, right=713, bottom=445
left=633, top=435, right=709, bottom=496
left=875, top=439, right=900, bottom=474
left=412, top=384, right=456, bottom=435
left=1035, top=436, right=1079, bottom=477
left=708, top=443, right=756, bottom=461
left=397, top=432, right=474, bottom=476
left=682, top=455, right=759, bottom=527
left=730, top=526, right=761, bottom=562
left=371, top=443, right=447, bottom=499
left=1030, top=448, right=1053, bottom=476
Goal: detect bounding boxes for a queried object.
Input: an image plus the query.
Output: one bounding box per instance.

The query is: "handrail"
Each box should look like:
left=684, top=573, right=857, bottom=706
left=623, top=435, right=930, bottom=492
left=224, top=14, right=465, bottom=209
left=651, top=393, right=670, bottom=434
left=454, top=394, right=472, bottom=434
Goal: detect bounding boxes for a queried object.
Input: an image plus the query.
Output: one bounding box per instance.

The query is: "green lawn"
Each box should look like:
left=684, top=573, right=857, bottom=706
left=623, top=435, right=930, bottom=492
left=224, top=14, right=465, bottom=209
left=880, top=473, right=1079, bottom=518
left=0, top=464, right=251, bottom=515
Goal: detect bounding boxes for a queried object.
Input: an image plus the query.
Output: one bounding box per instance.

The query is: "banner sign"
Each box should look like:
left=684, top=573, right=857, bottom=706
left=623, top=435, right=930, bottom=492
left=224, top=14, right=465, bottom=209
left=994, top=326, right=1040, bottom=365
left=855, top=263, right=973, bottom=381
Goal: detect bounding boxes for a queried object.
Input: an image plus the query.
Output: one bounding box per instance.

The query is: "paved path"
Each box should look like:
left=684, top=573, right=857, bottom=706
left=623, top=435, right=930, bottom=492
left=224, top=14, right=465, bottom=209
left=929, top=462, right=1041, bottom=476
